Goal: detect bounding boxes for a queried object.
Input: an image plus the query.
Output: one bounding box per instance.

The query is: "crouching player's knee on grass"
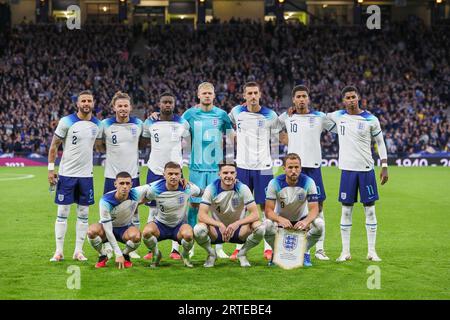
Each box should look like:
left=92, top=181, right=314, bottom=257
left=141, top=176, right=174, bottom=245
left=264, top=153, right=322, bottom=267
left=142, top=162, right=202, bottom=268
left=195, top=162, right=263, bottom=268
left=88, top=172, right=149, bottom=269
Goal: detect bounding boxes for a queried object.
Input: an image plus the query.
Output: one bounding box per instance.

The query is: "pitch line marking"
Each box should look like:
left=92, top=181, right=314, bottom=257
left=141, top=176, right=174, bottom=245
left=0, top=174, right=35, bottom=181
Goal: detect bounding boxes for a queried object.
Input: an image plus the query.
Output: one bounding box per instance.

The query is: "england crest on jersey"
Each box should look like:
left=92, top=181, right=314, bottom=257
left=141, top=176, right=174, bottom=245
left=178, top=195, right=185, bottom=205
left=309, top=116, right=315, bottom=127
left=257, top=119, right=265, bottom=128
left=91, top=128, right=97, bottom=137
left=58, top=194, right=65, bottom=202
left=298, top=192, right=306, bottom=201
left=341, top=192, right=347, bottom=200
left=131, top=127, right=137, bottom=136
left=231, top=195, right=240, bottom=208
left=212, top=119, right=218, bottom=127
left=357, top=122, right=365, bottom=130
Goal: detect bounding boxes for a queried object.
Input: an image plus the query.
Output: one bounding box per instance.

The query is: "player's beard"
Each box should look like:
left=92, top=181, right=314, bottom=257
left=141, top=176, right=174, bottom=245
left=80, top=105, right=93, bottom=115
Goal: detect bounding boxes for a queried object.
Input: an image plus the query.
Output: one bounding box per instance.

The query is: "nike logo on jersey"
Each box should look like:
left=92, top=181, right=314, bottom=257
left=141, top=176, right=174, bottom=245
left=111, top=131, right=118, bottom=133
left=73, top=131, right=79, bottom=133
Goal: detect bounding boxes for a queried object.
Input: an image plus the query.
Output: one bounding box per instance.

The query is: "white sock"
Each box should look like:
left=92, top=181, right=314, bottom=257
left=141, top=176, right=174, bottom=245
left=147, top=207, right=157, bottom=223
left=307, top=218, right=324, bottom=251
left=123, top=240, right=141, bottom=255
left=172, top=240, right=180, bottom=252
left=75, top=205, right=89, bottom=253
left=215, top=243, right=223, bottom=251
left=364, top=205, right=378, bottom=254
left=263, top=239, right=272, bottom=251
left=88, top=236, right=105, bottom=255
left=193, top=224, right=215, bottom=256
left=263, top=220, right=276, bottom=250
left=132, top=211, right=140, bottom=229
left=340, top=206, right=353, bottom=254
left=143, top=235, right=158, bottom=253
left=55, top=205, right=70, bottom=254
left=238, top=225, right=264, bottom=256
left=315, top=210, right=325, bottom=251
left=181, top=239, right=194, bottom=254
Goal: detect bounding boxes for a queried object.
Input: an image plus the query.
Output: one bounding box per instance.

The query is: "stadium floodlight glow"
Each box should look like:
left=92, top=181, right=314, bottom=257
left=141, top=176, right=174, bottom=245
left=358, top=0, right=363, bottom=3
left=199, top=0, right=206, bottom=3
left=102, top=6, right=108, bottom=12
left=323, top=4, right=328, bottom=8
left=278, top=0, right=285, bottom=3
left=436, top=0, right=442, bottom=4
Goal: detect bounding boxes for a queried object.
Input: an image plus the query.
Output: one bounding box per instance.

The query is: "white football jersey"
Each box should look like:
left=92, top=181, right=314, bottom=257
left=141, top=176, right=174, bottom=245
left=278, top=111, right=336, bottom=168
left=102, top=117, right=143, bottom=179
left=229, top=105, right=280, bottom=170
left=143, top=115, right=190, bottom=175
left=99, top=185, right=149, bottom=228
left=201, top=179, right=255, bottom=226
left=327, top=110, right=382, bottom=171
left=265, top=173, right=318, bottom=221
left=54, top=113, right=102, bottom=177
left=145, top=180, right=201, bottom=227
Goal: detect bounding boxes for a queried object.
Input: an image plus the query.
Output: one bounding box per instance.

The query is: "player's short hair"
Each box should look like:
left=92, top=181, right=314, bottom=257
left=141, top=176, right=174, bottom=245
left=164, top=161, right=181, bottom=171
left=283, top=153, right=302, bottom=166
left=243, top=81, right=260, bottom=92
left=111, top=91, right=131, bottom=107
left=197, top=82, right=215, bottom=92
left=159, top=92, right=176, bottom=101
left=341, top=85, right=359, bottom=98
left=116, top=171, right=132, bottom=180
left=292, top=85, right=309, bottom=97
left=78, top=90, right=93, bottom=100
left=219, top=162, right=237, bottom=171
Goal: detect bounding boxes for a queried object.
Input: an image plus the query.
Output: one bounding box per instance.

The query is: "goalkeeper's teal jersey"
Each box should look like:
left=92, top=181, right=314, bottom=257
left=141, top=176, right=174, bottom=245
left=182, top=106, right=233, bottom=172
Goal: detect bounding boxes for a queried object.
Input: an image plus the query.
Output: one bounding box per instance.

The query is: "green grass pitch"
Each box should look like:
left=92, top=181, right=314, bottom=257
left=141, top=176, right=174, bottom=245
left=0, top=166, right=449, bottom=300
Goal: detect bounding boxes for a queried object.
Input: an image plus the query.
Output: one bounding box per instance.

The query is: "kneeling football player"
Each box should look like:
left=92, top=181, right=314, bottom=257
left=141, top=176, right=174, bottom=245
left=142, top=162, right=202, bottom=268
left=264, top=153, right=323, bottom=267
left=87, top=172, right=144, bottom=269
left=194, top=162, right=265, bottom=268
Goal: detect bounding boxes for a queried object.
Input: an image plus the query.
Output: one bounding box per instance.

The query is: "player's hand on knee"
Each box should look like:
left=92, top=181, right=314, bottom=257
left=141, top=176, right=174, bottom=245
left=277, top=217, right=293, bottom=229
left=218, top=223, right=227, bottom=241
left=225, top=222, right=239, bottom=241
left=116, top=256, right=125, bottom=269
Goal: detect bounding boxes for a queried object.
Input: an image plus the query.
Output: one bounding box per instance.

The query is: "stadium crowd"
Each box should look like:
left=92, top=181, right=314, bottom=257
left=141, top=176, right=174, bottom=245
left=0, top=17, right=448, bottom=158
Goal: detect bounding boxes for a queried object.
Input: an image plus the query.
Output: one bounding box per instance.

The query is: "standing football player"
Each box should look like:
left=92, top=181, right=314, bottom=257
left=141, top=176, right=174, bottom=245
left=182, top=82, right=234, bottom=259
left=228, top=81, right=281, bottom=261
left=327, top=86, right=388, bottom=262
left=279, top=85, right=335, bottom=261
left=142, top=92, right=190, bottom=260
left=48, top=90, right=102, bottom=262
left=96, top=91, right=143, bottom=259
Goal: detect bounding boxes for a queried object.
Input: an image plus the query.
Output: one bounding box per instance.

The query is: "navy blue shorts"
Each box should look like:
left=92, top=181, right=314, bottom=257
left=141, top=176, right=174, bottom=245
left=146, top=169, right=164, bottom=206
left=102, top=224, right=131, bottom=244
left=211, top=225, right=245, bottom=244
left=301, top=167, right=326, bottom=202
left=339, top=170, right=379, bottom=204
left=103, top=177, right=140, bottom=194
left=55, top=176, right=94, bottom=206
left=237, top=168, right=273, bottom=205
left=154, top=220, right=184, bottom=243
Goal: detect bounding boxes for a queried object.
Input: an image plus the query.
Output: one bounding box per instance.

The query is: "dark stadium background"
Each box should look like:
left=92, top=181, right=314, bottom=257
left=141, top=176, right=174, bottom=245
left=0, top=0, right=448, bottom=165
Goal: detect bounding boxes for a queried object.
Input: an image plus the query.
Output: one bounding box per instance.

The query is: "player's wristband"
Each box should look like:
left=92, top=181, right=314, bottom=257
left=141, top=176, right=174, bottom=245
left=381, top=163, right=388, bottom=168
left=48, top=163, right=55, bottom=171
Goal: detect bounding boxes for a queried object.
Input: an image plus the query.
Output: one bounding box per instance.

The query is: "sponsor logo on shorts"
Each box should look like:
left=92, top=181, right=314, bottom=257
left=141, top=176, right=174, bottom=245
left=341, top=192, right=347, bottom=200
left=58, top=194, right=65, bottom=202
left=283, top=234, right=298, bottom=252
